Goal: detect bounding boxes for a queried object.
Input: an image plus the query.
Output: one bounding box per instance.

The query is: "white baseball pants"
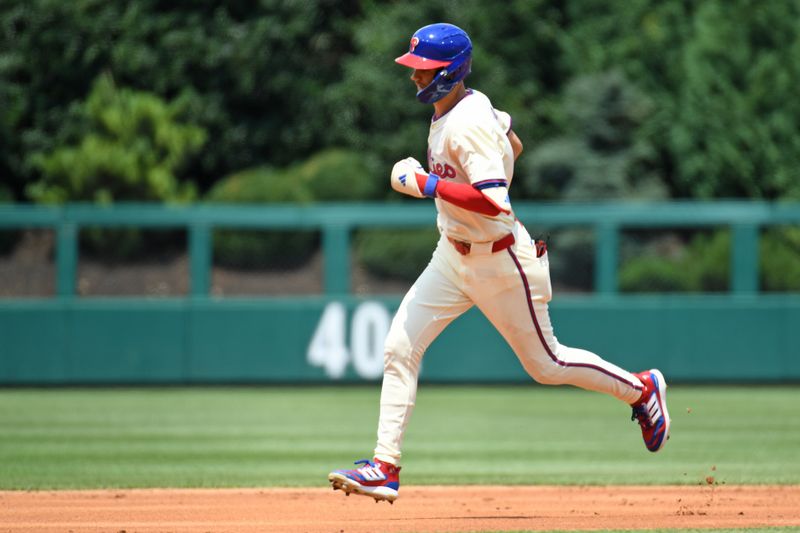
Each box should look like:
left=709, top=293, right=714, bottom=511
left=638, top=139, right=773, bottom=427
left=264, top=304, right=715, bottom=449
left=373, top=220, right=644, bottom=465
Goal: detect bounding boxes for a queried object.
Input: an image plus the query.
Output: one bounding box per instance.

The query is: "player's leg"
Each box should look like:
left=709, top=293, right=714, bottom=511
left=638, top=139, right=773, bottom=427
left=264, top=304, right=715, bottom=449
left=329, top=238, right=473, bottom=500
left=468, top=228, right=641, bottom=402
left=491, top=295, right=643, bottom=403
left=470, top=224, right=669, bottom=451
left=375, top=241, right=473, bottom=464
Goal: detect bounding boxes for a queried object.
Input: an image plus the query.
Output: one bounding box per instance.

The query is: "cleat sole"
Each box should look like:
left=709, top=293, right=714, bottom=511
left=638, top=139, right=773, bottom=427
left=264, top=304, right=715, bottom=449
left=327, top=472, right=398, bottom=502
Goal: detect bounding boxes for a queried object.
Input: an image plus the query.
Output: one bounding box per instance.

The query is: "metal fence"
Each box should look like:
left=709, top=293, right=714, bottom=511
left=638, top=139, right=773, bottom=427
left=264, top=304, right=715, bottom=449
left=2, top=201, right=799, bottom=297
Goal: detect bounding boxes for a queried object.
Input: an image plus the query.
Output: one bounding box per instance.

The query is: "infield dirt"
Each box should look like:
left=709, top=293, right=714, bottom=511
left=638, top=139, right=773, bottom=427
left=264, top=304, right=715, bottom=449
left=2, top=485, right=799, bottom=532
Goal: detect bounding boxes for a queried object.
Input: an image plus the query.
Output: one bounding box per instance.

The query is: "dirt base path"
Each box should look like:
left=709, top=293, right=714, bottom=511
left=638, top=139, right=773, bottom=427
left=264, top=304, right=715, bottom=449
left=2, top=485, right=799, bottom=533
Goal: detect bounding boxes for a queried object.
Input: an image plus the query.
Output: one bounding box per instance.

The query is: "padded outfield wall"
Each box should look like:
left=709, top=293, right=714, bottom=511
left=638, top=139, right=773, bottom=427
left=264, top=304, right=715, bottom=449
left=1, top=202, right=799, bottom=384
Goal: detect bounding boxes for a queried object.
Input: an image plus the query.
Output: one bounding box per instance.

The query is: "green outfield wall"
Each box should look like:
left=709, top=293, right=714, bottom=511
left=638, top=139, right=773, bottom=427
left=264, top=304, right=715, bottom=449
left=1, top=202, right=799, bottom=384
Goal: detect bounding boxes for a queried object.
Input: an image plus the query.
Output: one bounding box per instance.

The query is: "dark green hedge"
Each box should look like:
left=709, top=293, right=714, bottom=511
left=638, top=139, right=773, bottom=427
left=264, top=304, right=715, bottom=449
left=0, top=185, right=20, bottom=256
left=619, top=229, right=800, bottom=293
left=761, top=227, right=800, bottom=292
left=206, top=149, right=381, bottom=270
left=355, top=228, right=440, bottom=282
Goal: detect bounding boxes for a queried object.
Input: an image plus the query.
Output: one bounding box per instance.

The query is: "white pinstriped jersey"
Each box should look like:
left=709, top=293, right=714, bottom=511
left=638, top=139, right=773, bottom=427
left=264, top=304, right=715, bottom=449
left=426, top=89, right=515, bottom=243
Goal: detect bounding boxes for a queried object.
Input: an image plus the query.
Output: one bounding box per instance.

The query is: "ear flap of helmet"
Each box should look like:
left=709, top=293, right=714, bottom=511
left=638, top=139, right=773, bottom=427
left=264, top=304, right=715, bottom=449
left=441, top=54, right=472, bottom=83
left=415, top=53, right=472, bottom=104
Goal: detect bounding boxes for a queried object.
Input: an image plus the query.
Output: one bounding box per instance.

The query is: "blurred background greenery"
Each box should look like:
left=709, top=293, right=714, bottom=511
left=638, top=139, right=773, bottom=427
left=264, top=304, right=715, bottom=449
left=2, top=0, right=800, bottom=291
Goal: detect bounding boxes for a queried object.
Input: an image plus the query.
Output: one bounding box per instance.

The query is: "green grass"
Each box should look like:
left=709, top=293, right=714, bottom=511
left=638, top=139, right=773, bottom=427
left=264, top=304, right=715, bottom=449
left=0, top=385, right=798, bottom=489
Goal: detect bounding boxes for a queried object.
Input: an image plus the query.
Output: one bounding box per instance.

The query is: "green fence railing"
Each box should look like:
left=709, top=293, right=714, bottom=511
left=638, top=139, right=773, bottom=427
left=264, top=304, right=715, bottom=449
left=2, top=201, right=799, bottom=297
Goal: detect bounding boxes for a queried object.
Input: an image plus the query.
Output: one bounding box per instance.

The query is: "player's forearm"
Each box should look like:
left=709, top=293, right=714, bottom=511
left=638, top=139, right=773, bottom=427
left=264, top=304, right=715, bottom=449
left=508, top=129, right=523, bottom=161
left=414, top=174, right=501, bottom=216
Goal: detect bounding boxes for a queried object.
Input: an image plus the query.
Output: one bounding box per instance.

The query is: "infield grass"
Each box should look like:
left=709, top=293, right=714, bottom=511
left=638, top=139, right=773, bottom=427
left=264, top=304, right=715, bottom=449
left=0, top=385, right=798, bottom=489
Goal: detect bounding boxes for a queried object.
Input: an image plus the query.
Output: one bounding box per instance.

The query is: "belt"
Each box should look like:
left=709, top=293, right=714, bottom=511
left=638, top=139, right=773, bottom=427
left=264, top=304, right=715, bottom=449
left=447, top=233, right=515, bottom=256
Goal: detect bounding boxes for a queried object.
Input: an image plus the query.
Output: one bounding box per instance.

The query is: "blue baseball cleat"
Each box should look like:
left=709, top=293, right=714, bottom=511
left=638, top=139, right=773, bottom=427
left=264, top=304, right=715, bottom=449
left=328, top=458, right=400, bottom=503
left=631, top=369, right=671, bottom=452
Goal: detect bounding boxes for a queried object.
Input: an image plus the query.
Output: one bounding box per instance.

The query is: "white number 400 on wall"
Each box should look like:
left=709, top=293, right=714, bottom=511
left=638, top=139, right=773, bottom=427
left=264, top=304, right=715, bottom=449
left=307, top=301, right=391, bottom=380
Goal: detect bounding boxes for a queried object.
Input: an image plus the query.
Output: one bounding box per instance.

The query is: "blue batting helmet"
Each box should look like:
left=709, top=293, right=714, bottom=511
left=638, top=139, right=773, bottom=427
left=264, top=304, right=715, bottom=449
left=395, top=23, right=472, bottom=104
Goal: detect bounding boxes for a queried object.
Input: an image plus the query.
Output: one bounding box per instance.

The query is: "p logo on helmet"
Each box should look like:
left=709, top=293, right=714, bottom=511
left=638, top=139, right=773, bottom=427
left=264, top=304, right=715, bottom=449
left=395, top=23, right=473, bottom=104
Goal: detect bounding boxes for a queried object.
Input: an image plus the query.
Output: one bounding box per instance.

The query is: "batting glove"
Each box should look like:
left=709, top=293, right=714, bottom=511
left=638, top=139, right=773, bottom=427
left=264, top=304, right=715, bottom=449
left=390, top=157, right=440, bottom=199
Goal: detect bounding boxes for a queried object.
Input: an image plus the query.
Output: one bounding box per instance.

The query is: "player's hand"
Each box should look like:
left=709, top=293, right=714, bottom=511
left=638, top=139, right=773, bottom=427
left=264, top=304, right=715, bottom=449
left=390, top=157, right=439, bottom=199
left=390, top=157, right=426, bottom=198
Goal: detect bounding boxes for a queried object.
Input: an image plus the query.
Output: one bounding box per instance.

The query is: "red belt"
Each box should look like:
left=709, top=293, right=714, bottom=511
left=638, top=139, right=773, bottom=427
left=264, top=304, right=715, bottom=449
left=447, top=233, right=515, bottom=256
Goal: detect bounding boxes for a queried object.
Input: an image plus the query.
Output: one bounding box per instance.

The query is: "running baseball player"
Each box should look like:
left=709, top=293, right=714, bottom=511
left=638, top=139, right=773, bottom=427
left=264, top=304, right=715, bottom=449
left=328, top=23, right=670, bottom=503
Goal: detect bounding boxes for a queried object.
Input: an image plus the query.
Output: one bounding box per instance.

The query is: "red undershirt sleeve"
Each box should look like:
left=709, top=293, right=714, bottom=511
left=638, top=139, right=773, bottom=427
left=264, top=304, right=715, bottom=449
left=415, top=174, right=501, bottom=216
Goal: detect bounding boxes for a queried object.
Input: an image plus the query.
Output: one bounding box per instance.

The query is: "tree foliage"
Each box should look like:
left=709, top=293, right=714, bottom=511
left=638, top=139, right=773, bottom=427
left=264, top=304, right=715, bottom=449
left=3, top=0, right=800, bottom=203
left=1, top=0, right=360, bottom=198
left=28, top=74, right=205, bottom=203
left=561, top=0, right=800, bottom=199
left=520, top=71, right=667, bottom=202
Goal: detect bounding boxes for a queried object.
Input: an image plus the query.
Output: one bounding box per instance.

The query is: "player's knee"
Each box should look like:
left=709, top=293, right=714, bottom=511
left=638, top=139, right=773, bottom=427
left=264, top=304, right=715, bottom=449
left=383, top=332, right=423, bottom=371
left=527, top=368, right=559, bottom=385
left=383, top=330, right=408, bottom=360
left=523, top=360, right=568, bottom=386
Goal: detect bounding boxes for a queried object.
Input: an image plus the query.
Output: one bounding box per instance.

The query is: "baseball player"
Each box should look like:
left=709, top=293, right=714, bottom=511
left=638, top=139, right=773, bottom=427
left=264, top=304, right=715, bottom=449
left=328, top=23, right=670, bottom=503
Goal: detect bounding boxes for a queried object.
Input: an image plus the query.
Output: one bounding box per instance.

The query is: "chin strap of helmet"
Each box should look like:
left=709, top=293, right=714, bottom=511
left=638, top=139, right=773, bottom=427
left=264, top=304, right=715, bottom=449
left=416, top=54, right=472, bottom=104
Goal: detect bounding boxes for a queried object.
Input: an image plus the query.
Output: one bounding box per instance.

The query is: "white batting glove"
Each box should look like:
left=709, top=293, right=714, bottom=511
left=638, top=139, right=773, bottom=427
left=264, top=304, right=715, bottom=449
left=391, top=157, right=434, bottom=199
